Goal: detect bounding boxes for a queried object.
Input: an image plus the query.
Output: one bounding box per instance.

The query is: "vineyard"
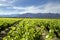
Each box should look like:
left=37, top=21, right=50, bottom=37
left=0, top=18, right=60, bottom=40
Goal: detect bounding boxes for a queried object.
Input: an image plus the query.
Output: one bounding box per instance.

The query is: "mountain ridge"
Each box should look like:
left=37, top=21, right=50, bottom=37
left=0, top=13, right=60, bottom=18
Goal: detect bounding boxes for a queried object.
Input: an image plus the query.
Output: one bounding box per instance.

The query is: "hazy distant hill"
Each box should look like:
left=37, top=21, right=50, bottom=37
left=0, top=13, right=60, bottom=18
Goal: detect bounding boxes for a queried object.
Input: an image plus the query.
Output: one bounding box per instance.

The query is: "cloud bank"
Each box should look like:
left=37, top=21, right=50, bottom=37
left=12, top=3, right=60, bottom=14
left=0, top=0, right=60, bottom=15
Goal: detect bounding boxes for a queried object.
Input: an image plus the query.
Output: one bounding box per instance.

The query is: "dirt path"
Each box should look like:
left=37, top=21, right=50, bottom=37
left=0, top=19, right=23, bottom=40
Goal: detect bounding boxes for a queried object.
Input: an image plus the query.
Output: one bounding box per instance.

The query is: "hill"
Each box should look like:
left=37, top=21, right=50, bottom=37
left=0, top=13, right=60, bottom=18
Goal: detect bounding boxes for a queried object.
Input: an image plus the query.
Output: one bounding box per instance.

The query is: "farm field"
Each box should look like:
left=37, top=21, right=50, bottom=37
left=0, top=18, right=60, bottom=40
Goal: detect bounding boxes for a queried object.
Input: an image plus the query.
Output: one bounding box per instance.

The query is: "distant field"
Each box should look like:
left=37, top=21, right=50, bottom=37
left=0, top=18, right=60, bottom=40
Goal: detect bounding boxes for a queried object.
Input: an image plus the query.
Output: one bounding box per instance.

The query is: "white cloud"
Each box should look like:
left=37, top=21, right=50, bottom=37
left=0, top=2, right=60, bottom=15
left=0, top=0, right=7, bottom=1
left=26, top=3, right=60, bottom=13
left=0, top=0, right=16, bottom=3
left=0, top=3, right=10, bottom=6
left=11, top=2, right=60, bottom=14
left=42, top=3, right=60, bottom=13
left=0, top=0, right=16, bottom=7
left=0, top=10, right=19, bottom=15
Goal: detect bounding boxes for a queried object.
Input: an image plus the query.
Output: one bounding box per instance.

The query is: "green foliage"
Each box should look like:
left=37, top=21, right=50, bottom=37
left=0, top=18, right=60, bottom=40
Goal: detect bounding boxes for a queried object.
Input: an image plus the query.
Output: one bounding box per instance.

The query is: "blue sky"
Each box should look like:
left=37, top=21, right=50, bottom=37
left=0, top=0, right=60, bottom=15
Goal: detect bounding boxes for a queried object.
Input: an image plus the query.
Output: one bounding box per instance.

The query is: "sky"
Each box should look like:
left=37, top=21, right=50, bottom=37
left=0, top=0, right=60, bottom=15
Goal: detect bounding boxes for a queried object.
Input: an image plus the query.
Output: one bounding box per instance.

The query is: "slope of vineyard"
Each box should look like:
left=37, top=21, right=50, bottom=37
left=0, top=18, right=22, bottom=28
left=0, top=18, right=22, bottom=40
left=1, top=18, right=60, bottom=40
